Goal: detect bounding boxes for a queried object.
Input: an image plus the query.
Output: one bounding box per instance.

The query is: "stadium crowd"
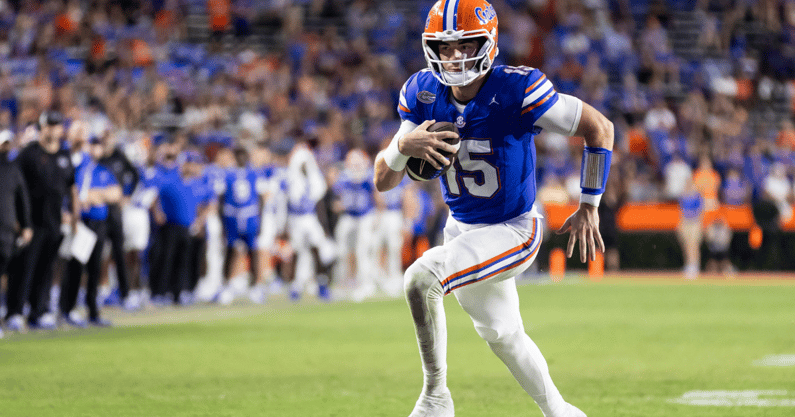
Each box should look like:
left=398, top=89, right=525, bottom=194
left=2, top=0, right=795, bottom=334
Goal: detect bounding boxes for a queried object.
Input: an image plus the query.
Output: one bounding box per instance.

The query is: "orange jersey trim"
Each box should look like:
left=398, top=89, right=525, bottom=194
left=524, top=74, right=547, bottom=94
left=521, top=91, right=555, bottom=115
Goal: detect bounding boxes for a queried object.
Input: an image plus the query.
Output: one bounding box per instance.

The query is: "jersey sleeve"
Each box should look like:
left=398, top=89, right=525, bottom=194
left=397, top=73, right=423, bottom=125
left=519, top=69, right=560, bottom=128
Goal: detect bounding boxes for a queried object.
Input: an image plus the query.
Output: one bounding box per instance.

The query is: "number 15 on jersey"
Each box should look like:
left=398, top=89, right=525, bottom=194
left=444, top=139, right=501, bottom=199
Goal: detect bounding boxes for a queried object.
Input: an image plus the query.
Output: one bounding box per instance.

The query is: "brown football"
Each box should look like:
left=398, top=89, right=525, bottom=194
left=405, top=121, right=461, bottom=181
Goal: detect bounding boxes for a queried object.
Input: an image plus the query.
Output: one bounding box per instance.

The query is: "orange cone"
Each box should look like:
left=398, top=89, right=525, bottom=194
left=549, top=248, right=566, bottom=282
left=588, top=251, right=604, bottom=282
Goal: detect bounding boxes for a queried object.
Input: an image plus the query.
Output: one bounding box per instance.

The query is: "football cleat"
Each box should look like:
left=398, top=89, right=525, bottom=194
left=29, top=313, right=58, bottom=330
left=6, top=314, right=26, bottom=332
left=62, top=311, right=88, bottom=328
left=88, top=317, right=112, bottom=328
left=409, top=387, right=454, bottom=417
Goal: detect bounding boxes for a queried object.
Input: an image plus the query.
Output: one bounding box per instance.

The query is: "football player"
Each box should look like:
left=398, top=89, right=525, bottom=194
left=332, top=149, right=377, bottom=301
left=216, top=147, right=268, bottom=305
left=373, top=1, right=614, bottom=416
left=286, top=142, right=336, bottom=300
left=373, top=175, right=410, bottom=298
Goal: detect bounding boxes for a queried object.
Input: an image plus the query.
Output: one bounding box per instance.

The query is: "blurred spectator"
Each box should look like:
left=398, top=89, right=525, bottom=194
left=753, top=189, right=782, bottom=271
left=663, top=153, right=693, bottom=202
left=763, top=162, right=793, bottom=222
left=599, top=173, right=625, bottom=271
left=693, top=154, right=721, bottom=212
left=776, top=119, right=795, bottom=150
left=722, top=168, right=751, bottom=206
left=677, top=180, right=704, bottom=279
left=644, top=97, right=677, bottom=133
left=704, top=215, right=735, bottom=276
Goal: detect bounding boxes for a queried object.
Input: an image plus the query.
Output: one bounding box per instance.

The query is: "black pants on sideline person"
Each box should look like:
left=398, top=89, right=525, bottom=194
left=60, top=219, right=107, bottom=321
left=150, top=223, right=191, bottom=302
left=187, top=235, right=206, bottom=292
left=0, top=232, right=13, bottom=284
left=106, top=205, right=130, bottom=299
left=5, top=227, right=63, bottom=323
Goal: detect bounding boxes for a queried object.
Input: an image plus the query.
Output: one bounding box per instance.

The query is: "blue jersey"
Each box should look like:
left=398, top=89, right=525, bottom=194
left=380, top=176, right=408, bottom=211
left=679, top=191, right=703, bottom=220
left=159, top=175, right=199, bottom=228
left=130, top=164, right=161, bottom=209
left=188, top=174, right=214, bottom=207
left=398, top=66, right=559, bottom=224
left=222, top=167, right=263, bottom=222
left=333, top=171, right=375, bottom=216
left=75, top=156, right=118, bottom=221
left=203, top=164, right=226, bottom=198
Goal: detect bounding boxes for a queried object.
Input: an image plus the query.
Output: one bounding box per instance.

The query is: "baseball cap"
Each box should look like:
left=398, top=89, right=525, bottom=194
left=38, top=111, right=64, bottom=127
left=88, top=135, right=102, bottom=145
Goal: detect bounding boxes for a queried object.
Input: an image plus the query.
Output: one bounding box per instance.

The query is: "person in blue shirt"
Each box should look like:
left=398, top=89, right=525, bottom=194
left=59, top=136, right=122, bottom=327
left=373, top=2, right=614, bottom=416
left=149, top=144, right=210, bottom=305
left=216, top=147, right=267, bottom=305
left=182, top=150, right=215, bottom=301
left=332, top=149, right=377, bottom=301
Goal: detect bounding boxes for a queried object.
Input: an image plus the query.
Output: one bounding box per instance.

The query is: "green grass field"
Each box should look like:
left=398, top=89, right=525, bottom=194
left=2, top=278, right=794, bottom=416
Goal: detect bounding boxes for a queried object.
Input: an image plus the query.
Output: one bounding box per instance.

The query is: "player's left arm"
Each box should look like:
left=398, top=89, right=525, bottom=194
left=536, top=94, right=614, bottom=262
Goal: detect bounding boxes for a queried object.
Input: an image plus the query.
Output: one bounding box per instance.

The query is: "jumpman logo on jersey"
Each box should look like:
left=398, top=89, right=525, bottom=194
left=489, top=95, right=499, bottom=106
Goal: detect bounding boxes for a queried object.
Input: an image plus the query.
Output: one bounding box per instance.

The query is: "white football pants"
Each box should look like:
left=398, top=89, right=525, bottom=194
left=334, top=213, right=375, bottom=289
left=404, top=211, right=570, bottom=417
left=288, top=213, right=336, bottom=293
left=372, top=209, right=404, bottom=289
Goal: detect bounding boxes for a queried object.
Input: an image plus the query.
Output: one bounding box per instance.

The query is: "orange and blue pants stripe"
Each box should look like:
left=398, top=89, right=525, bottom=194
left=441, top=218, right=542, bottom=295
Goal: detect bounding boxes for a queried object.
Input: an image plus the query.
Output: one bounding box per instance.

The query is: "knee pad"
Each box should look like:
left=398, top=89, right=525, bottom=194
left=475, top=321, right=523, bottom=345
left=403, top=261, right=443, bottom=301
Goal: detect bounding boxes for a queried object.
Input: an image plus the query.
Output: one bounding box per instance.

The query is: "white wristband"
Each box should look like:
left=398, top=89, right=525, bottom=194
left=383, top=136, right=409, bottom=171
left=579, top=193, right=602, bottom=207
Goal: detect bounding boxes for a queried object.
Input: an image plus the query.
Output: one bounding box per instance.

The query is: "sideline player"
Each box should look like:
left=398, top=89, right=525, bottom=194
left=332, top=149, right=377, bottom=301
left=217, top=147, right=267, bottom=305
left=373, top=1, right=614, bottom=416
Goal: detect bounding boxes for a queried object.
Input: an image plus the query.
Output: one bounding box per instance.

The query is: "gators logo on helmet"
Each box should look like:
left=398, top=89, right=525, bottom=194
left=422, top=0, right=499, bottom=87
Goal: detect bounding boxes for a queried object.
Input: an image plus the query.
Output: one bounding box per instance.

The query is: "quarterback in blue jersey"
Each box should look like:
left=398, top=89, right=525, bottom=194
left=374, top=1, right=614, bottom=417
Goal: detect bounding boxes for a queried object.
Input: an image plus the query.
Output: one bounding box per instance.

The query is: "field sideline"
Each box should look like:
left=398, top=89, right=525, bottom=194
left=1, top=276, right=794, bottom=416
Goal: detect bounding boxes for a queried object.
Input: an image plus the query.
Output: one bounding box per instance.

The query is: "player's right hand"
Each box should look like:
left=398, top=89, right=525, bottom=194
left=398, top=120, right=459, bottom=170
